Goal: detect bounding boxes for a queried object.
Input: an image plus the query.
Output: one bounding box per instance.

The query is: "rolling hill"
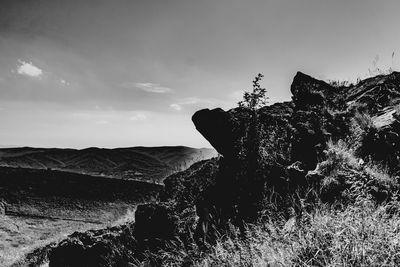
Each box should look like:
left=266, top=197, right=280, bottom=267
left=0, top=146, right=217, bottom=182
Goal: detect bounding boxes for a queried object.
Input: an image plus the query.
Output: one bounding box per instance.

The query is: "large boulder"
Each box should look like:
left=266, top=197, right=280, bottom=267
left=290, top=72, right=333, bottom=109
left=192, top=108, right=236, bottom=158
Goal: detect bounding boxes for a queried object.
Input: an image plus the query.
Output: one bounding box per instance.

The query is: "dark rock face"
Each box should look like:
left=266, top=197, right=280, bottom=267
left=192, top=108, right=237, bottom=158
left=291, top=72, right=332, bottom=109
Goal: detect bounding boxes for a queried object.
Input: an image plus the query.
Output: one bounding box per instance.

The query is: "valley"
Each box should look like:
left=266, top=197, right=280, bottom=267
left=0, top=146, right=216, bottom=266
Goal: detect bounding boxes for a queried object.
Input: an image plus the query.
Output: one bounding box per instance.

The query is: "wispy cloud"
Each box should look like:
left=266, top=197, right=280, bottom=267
left=170, top=97, right=215, bottom=111
left=121, top=82, right=172, bottom=93
left=16, top=60, right=43, bottom=78
left=170, top=103, right=182, bottom=111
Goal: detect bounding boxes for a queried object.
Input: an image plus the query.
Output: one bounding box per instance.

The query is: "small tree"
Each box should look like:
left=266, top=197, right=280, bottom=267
left=236, top=74, right=269, bottom=222
left=238, top=73, right=269, bottom=110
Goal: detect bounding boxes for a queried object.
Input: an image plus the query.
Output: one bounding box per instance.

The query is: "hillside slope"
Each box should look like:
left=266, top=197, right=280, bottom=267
left=0, top=146, right=217, bottom=182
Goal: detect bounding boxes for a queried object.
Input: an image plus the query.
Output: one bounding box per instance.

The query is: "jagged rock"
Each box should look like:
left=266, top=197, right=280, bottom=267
left=192, top=108, right=238, bottom=158
left=347, top=72, right=400, bottom=114
left=290, top=72, right=333, bottom=109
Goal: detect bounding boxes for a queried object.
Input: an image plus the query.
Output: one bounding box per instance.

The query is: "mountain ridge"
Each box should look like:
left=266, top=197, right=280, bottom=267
left=0, top=146, right=217, bottom=182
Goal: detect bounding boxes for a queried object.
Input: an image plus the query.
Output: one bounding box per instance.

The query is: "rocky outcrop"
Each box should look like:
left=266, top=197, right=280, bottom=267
left=191, top=71, right=400, bottom=228
left=347, top=72, right=400, bottom=114
left=42, top=71, right=400, bottom=266
left=192, top=108, right=238, bottom=158
left=291, top=72, right=333, bottom=109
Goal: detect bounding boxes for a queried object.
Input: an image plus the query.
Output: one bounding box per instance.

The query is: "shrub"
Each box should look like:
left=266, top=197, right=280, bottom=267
left=238, top=73, right=269, bottom=110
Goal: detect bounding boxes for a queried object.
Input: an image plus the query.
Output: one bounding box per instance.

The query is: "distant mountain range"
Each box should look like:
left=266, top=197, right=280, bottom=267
left=0, top=146, right=218, bottom=182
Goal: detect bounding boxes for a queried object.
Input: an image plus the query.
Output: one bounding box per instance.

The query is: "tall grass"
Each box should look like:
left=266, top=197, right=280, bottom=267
left=142, top=196, right=400, bottom=266
left=215, top=198, right=400, bottom=266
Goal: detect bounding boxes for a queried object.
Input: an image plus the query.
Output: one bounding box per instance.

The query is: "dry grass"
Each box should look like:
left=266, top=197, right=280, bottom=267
left=142, top=197, right=400, bottom=267
left=184, top=197, right=400, bottom=267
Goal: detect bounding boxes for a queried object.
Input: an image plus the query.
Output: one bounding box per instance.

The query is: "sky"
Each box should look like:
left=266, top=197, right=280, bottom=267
left=1, top=0, right=400, bottom=148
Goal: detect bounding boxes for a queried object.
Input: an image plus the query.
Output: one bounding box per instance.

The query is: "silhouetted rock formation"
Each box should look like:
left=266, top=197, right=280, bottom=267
left=192, top=108, right=237, bottom=158
left=41, top=71, right=400, bottom=266
left=191, top=71, right=400, bottom=236
left=291, top=72, right=331, bottom=108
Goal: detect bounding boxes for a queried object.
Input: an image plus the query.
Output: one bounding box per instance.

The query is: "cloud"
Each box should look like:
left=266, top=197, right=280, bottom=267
left=121, top=82, right=172, bottom=93
left=130, top=113, right=147, bottom=121
left=169, top=97, right=215, bottom=111
left=60, top=79, right=70, bottom=86
left=170, top=103, right=182, bottom=111
left=17, top=60, right=43, bottom=78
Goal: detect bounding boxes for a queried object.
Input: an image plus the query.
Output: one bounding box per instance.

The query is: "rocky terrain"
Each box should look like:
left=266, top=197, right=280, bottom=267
left=12, top=71, right=400, bottom=266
